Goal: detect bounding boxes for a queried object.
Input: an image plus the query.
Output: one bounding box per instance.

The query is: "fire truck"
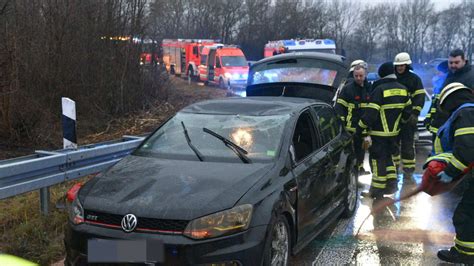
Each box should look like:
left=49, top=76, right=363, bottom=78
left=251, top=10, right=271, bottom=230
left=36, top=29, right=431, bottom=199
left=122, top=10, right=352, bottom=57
left=263, top=39, right=336, bottom=58
left=162, top=39, right=218, bottom=79
left=198, top=45, right=249, bottom=89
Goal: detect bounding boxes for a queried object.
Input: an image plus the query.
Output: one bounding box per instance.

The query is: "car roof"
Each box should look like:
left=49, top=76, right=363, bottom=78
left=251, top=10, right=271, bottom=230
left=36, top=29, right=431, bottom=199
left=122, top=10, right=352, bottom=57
left=181, top=97, right=325, bottom=116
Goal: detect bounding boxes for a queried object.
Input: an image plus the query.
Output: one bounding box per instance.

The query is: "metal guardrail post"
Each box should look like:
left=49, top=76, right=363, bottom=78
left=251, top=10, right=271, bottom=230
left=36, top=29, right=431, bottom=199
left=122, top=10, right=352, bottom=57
left=40, top=187, right=50, bottom=215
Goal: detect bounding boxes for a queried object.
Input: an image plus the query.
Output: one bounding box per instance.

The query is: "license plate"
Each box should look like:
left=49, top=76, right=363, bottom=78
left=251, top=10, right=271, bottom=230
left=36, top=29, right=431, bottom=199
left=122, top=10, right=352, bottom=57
left=88, top=239, right=164, bottom=263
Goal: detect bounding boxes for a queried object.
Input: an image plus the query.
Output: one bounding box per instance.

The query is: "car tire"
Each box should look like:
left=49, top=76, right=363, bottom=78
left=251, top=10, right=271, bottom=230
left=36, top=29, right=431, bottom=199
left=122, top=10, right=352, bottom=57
left=219, top=78, right=226, bottom=89
left=263, top=214, right=290, bottom=266
left=341, top=165, right=358, bottom=218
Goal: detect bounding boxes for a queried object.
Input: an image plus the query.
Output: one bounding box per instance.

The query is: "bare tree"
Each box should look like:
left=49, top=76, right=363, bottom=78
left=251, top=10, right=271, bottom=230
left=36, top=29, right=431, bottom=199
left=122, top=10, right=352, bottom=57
left=459, top=0, right=474, bottom=62
left=326, top=0, right=360, bottom=55
left=352, top=5, right=386, bottom=62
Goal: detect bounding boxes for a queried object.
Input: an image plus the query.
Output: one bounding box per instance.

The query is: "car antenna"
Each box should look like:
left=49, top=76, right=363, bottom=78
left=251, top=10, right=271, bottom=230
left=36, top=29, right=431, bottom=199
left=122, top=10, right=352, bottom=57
left=281, top=86, right=286, bottom=96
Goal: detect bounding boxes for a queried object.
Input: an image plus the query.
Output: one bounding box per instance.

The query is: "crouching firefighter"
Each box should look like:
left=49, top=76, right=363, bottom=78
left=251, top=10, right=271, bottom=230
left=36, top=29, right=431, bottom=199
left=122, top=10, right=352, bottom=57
left=356, top=62, right=412, bottom=198
left=335, top=64, right=371, bottom=175
left=425, top=82, right=474, bottom=264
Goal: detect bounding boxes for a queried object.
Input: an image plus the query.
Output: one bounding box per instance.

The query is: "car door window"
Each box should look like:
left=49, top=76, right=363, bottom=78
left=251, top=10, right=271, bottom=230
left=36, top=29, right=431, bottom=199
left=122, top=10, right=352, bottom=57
left=313, top=105, right=340, bottom=146
left=292, top=110, right=318, bottom=162
left=216, top=56, right=221, bottom=68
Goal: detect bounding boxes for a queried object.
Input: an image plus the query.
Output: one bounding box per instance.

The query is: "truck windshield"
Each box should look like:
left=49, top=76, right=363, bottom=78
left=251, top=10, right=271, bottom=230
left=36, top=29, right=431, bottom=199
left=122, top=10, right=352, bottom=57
left=221, top=56, right=247, bottom=67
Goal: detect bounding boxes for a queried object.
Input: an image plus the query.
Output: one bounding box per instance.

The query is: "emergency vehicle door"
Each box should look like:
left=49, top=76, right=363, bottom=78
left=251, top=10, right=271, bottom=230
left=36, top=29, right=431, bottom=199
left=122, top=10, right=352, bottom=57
left=207, top=48, right=216, bottom=82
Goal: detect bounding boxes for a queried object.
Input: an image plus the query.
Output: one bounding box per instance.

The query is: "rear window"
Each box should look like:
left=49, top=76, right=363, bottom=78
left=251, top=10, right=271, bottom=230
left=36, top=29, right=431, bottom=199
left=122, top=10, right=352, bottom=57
left=249, top=58, right=341, bottom=87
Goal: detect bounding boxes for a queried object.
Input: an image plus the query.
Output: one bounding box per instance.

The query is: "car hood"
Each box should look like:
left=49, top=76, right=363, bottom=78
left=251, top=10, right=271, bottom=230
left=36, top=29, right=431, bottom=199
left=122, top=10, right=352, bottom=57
left=80, top=155, right=273, bottom=220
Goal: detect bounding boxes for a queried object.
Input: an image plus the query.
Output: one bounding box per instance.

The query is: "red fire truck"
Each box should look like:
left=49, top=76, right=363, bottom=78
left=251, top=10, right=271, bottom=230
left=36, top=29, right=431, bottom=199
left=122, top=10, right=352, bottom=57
left=162, top=39, right=218, bottom=79
left=198, top=45, right=249, bottom=89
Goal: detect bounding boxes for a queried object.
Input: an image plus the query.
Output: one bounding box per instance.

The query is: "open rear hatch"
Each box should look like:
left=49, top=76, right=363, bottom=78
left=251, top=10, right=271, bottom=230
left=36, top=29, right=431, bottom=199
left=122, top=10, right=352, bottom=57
left=246, top=53, right=348, bottom=103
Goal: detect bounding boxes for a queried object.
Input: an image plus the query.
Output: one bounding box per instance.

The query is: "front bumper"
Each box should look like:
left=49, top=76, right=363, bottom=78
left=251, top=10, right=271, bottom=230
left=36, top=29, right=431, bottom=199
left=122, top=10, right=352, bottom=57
left=64, top=222, right=267, bottom=265
left=227, top=79, right=247, bottom=89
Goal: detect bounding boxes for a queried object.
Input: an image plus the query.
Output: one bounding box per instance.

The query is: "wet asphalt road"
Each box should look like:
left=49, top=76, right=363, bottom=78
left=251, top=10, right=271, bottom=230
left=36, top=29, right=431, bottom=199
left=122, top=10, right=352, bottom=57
left=290, top=144, right=464, bottom=265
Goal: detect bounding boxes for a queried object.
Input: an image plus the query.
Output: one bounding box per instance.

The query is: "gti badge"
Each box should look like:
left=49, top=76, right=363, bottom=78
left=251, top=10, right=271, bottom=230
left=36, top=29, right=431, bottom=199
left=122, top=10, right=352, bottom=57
left=121, top=214, right=137, bottom=232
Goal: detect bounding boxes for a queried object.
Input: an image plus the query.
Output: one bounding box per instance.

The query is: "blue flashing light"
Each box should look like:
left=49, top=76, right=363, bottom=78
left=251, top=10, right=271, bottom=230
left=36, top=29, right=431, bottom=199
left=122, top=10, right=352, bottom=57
left=324, top=39, right=335, bottom=45
left=283, top=40, right=296, bottom=46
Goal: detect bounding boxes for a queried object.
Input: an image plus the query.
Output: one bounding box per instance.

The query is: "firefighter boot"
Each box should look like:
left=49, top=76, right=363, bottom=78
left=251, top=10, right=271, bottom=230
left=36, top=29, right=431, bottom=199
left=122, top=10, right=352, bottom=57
left=361, top=187, right=384, bottom=199
left=385, top=178, right=398, bottom=194
left=437, top=247, right=474, bottom=264
left=403, top=168, right=415, bottom=183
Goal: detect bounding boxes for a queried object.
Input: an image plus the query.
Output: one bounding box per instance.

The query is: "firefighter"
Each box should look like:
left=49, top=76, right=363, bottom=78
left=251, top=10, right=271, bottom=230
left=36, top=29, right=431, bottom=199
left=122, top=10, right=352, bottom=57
left=335, top=64, right=371, bottom=175
left=356, top=62, right=412, bottom=198
left=425, top=60, right=448, bottom=140
left=392, top=52, right=425, bottom=180
left=345, top=59, right=367, bottom=85
left=426, top=82, right=474, bottom=264
left=428, top=49, right=474, bottom=139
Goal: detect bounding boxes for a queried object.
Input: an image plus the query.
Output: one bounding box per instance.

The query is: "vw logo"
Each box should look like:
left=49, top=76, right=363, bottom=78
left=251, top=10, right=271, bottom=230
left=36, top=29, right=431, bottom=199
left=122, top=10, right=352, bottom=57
left=121, top=214, right=138, bottom=232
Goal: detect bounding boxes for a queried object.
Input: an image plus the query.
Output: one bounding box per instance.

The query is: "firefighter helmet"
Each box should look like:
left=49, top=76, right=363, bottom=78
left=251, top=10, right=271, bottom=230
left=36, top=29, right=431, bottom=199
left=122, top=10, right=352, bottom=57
left=349, top=59, right=367, bottom=71
left=393, top=52, right=412, bottom=65
left=439, top=82, right=471, bottom=108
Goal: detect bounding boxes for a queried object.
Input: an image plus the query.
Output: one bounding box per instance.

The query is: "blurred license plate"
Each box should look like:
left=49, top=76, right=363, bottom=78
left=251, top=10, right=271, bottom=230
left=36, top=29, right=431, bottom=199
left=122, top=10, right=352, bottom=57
left=88, top=239, right=163, bottom=263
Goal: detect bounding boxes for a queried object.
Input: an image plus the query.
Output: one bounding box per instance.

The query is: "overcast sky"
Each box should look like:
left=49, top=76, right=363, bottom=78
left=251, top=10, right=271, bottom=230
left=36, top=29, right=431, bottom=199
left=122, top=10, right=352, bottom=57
left=357, top=0, right=463, bottom=10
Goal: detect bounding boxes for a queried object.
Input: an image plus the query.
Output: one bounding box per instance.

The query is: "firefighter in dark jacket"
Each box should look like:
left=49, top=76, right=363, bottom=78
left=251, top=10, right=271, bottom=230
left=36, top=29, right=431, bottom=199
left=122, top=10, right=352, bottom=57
left=356, top=62, right=412, bottom=198
left=427, top=49, right=474, bottom=137
left=426, top=82, right=474, bottom=264
left=335, top=64, right=371, bottom=175
left=392, top=52, right=426, bottom=179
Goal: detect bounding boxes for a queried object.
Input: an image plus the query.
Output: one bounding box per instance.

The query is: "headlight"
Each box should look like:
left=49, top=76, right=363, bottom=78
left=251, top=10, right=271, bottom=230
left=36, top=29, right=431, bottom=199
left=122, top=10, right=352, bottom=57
left=242, top=73, right=248, bottom=79
left=68, top=196, right=84, bottom=225
left=224, top=72, right=232, bottom=79
left=184, top=204, right=253, bottom=239
left=233, top=73, right=240, bottom=80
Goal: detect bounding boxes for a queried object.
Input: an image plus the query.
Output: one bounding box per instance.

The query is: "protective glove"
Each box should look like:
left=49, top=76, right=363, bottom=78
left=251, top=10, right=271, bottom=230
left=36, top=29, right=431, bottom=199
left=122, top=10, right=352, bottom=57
left=423, top=117, right=431, bottom=128
left=409, top=113, right=419, bottom=126
left=362, top=136, right=372, bottom=150
left=437, top=171, right=454, bottom=183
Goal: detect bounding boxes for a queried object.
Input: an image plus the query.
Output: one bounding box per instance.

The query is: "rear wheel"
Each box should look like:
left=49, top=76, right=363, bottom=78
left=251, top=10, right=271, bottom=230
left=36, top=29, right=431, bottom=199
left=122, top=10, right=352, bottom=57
left=263, top=214, right=290, bottom=266
left=341, top=165, right=358, bottom=218
left=219, top=78, right=227, bottom=89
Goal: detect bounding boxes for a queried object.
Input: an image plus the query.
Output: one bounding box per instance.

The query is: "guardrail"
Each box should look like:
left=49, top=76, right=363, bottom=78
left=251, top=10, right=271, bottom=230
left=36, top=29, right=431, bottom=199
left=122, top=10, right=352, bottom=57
left=0, top=135, right=146, bottom=214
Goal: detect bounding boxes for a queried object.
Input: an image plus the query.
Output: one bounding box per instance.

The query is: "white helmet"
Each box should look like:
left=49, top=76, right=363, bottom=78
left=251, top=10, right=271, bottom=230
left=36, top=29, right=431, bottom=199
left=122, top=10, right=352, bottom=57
left=349, top=59, right=367, bottom=71
left=439, top=82, right=471, bottom=109
left=393, top=52, right=412, bottom=65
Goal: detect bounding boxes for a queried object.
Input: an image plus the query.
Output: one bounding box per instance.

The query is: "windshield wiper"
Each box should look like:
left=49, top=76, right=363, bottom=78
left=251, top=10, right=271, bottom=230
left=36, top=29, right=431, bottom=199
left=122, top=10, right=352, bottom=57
left=181, top=121, right=204, bottom=162
left=203, top=127, right=251, bottom=164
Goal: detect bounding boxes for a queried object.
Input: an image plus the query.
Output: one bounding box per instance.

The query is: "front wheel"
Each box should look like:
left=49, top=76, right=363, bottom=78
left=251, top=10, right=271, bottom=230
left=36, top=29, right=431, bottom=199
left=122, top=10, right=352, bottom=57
left=219, top=78, right=227, bottom=89
left=341, top=166, right=358, bottom=218
left=263, top=214, right=290, bottom=266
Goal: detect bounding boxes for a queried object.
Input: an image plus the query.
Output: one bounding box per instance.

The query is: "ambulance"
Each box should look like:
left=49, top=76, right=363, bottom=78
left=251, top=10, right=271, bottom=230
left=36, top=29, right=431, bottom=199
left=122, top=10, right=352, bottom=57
left=264, top=39, right=336, bottom=58
left=198, top=45, right=249, bottom=89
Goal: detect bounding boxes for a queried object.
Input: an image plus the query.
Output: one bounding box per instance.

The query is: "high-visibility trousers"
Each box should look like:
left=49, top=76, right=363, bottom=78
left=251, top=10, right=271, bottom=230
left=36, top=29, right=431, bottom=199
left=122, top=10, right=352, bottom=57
left=368, top=136, right=397, bottom=194
left=393, top=122, right=416, bottom=172
left=453, top=171, right=474, bottom=256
